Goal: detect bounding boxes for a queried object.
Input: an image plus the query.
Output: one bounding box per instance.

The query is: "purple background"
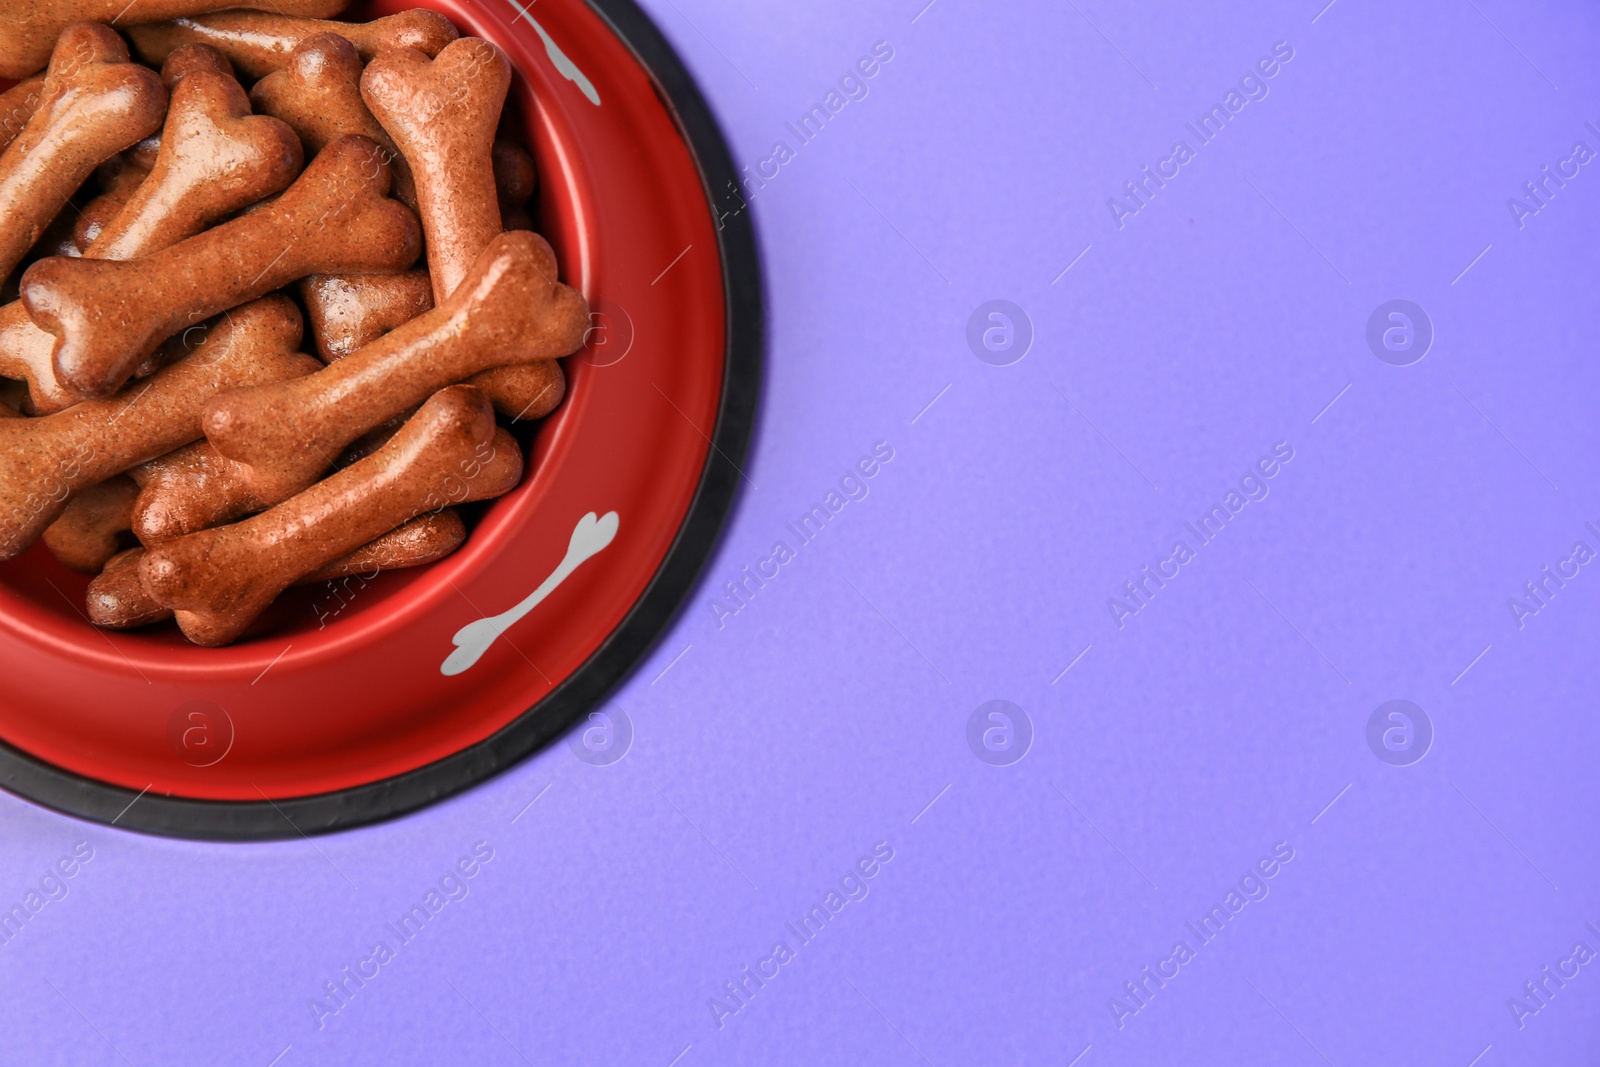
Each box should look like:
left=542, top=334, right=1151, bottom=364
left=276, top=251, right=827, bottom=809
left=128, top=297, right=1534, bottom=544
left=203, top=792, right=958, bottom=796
left=5, top=0, right=1600, bottom=1063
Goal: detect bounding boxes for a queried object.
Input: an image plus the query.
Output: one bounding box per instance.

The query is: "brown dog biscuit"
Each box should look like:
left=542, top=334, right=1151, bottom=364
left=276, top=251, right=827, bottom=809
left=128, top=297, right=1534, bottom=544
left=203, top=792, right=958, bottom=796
left=300, top=265, right=564, bottom=420
left=475, top=361, right=567, bottom=422
left=300, top=270, right=433, bottom=363
left=159, top=41, right=235, bottom=87
left=41, top=473, right=137, bottom=572
left=128, top=439, right=311, bottom=544
left=86, top=547, right=174, bottom=629
left=0, top=75, right=47, bottom=156
left=114, top=40, right=239, bottom=174
left=133, top=408, right=520, bottom=543
left=1, top=64, right=304, bottom=412
left=0, top=24, right=168, bottom=281
left=250, top=32, right=416, bottom=208
left=362, top=52, right=570, bottom=423
left=492, top=138, right=536, bottom=218
left=0, top=296, right=318, bottom=559
left=3, top=0, right=352, bottom=80
left=106, top=42, right=236, bottom=179
left=0, top=306, right=48, bottom=402
left=142, top=384, right=516, bottom=645
left=333, top=416, right=531, bottom=485
left=498, top=146, right=534, bottom=232
left=204, top=231, right=585, bottom=473
left=108, top=45, right=243, bottom=219
left=129, top=10, right=458, bottom=80
left=363, top=52, right=570, bottom=421
left=305, top=507, right=466, bottom=582
left=89, top=69, right=305, bottom=262
left=362, top=39, right=510, bottom=301
left=90, top=508, right=468, bottom=629
left=22, top=134, right=418, bottom=397
left=1, top=275, right=206, bottom=412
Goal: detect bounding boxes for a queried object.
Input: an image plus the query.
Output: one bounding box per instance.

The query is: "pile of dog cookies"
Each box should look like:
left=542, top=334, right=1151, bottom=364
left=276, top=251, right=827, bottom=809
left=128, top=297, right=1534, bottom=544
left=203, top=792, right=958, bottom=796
left=0, top=3, right=589, bottom=646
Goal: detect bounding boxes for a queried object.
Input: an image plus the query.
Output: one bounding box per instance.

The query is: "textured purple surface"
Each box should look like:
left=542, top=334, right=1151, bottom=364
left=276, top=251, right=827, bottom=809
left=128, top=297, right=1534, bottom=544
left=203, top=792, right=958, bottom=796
left=5, top=0, right=1600, bottom=1063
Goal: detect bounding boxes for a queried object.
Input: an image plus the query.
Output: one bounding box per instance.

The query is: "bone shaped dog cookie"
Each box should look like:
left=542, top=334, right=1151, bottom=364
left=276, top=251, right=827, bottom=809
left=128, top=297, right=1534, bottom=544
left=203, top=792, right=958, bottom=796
left=130, top=409, right=413, bottom=546
left=106, top=39, right=240, bottom=172
left=87, top=548, right=176, bottom=629
left=88, top=509, right=468, bottom=629
left=363, top=39, right=509, bottom=300
left=0, top=56, right=304, bottom=412
left=129, top=9, right=458, bottom=80
left=159, top=41, right=237, bottom=86
left=493, top=138, right=537, bottom=230
left=0, top=24, right=167, bottom=281
left=363, top=43, right=572, bottom=422
left=470, top=122, right=569, bottom=429
left=22, top=134, right=418, bottom=397
left=74, top=67, right=295, bottom=267
left=128, top=439, right=316, bottom=544
left=300, top=270, right=434, bottom=363
left=298, top=266, right=565, bottom=419
left=132, top=411, right=522, bottom=543
left=478, top=142, right=569, bottom=419
left=42, top=474, right=137, bottom=572
left=142, top=385, right=517, bottom=646
left=0, top=296, right=319, bottom=559
left=307, top=508, right=467, bottom=582
left=88, top=67, right=304, bottom=262
left=204, top=231, right=586, bottom=470
left=476, top=362, right=567, bottom=422
left=3, top=0, right=351, bottom=80
left=251, top=33, right=415, bottom=207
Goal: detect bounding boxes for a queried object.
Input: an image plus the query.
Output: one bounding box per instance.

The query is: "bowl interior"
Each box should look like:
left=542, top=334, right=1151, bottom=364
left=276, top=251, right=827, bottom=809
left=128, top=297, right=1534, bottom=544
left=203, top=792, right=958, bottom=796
left=0, top=0, right=594, bottom=670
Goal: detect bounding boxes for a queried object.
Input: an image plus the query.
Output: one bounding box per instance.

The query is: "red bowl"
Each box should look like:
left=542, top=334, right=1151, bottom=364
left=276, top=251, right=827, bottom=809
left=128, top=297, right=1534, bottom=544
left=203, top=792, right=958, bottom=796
left=0, top=0, right=761, bottom=837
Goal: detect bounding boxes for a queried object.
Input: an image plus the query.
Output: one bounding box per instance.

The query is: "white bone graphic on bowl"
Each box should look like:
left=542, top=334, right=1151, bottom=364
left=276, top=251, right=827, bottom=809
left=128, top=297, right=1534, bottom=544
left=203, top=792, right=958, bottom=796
left=505, top=0, right=602, bottom=106
left=441, top=510, right=619, bottom=676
